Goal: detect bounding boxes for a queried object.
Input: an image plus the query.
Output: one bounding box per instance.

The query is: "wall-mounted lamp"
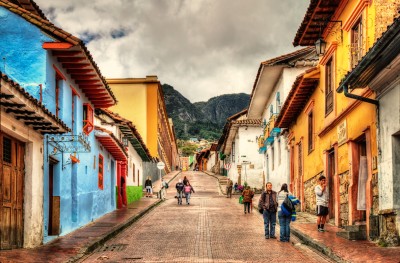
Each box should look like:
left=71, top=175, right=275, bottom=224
left=314, top=20, right=342, bottom=56
left=315, top=38, right=327, bottom=56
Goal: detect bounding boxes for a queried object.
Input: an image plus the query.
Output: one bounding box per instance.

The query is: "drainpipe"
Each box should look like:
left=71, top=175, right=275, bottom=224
left=341, top=85, right=379, bottom=106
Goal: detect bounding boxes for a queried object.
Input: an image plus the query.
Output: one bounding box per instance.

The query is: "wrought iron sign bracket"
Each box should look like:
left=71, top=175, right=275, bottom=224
left=47, top=133, right=91, bottom=170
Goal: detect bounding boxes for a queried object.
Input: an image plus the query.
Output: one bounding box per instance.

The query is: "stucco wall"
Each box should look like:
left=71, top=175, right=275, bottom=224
left=377, top=82, right=400, bottom=210
left=1, top=113, right=44, bottom=248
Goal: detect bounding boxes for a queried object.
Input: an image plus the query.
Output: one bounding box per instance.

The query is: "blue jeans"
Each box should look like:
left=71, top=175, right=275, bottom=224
left=263, top=210, right=276, bottom=237
left=278, top=211, right=291, bottom=241
left=177, top=191, right=183, bottom=204
left=185, top=193, right=191, bottom=204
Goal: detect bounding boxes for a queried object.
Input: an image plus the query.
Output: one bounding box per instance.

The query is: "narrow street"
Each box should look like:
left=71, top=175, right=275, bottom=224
left=79, top=172, right=332, bottom=262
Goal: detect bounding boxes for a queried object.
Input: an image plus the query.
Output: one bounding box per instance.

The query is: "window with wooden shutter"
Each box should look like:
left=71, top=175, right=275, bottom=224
left=325, top=58, right=333, bottom=115
left=98, top=154, right=104, bottom=190
left=351, top=18, right=363, bottom=68
left=298, top=141, right=303, bottom=176
left=83, top=103, right=94, bottom=135
left=308, top=111, right=314, bottom=153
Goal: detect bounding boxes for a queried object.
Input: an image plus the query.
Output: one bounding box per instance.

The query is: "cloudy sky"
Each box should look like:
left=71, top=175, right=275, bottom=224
left=35, top=0, right=309, bottom=103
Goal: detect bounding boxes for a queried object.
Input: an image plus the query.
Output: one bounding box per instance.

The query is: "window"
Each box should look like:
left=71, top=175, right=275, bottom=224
left=231, top=142, right=235, bottom=163
left=98, top=154, right=104, bottom=190
left=351, top=18, right=363, bottom=68
left=278, top=139, right=281, bottom=165
left=83, top=103, right=94, bottom=135
left=298, top=141, right=303, bottom=176
left=308, top=111, right=314, bottom=152
left=276, top=92, right=281, bottom=113
left=325, top=58, right=334, bottom=115
left=132, top=163, right=136, bottom=182
left=271, top=145, right=274, bottom=171
left=54, top=66, right=66, bottom=118
left=270, top=104, right=274, bottom=115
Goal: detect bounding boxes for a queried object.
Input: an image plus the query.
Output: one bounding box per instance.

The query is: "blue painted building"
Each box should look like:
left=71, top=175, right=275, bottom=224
left=0, top=0, right=120, bottom=247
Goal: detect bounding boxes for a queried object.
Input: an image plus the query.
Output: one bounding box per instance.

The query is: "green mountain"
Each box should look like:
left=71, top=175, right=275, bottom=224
left=162, top=84, right=250, bottom=141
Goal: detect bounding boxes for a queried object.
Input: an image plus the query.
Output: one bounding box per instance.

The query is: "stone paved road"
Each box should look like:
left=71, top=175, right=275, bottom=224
left=79, top=171, right=333, bottom=263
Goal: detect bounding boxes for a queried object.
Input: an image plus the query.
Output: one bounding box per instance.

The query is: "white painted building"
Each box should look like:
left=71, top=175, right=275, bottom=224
left=247, top=47, right=318, bottom=192
left=218, top=110, right=263, bottom=189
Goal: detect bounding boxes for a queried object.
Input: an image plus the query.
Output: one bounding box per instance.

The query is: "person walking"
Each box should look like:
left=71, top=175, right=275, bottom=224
left=183, top=182, right=195, bottom=205
left=277, top=183, right=300, bottom=242
left=175, top=179, right=184, bottom=205
left=183, top=176, right=189, bottom=186
left=258, top=182, right=278, bottom=239
left=145, top=176, right=153, bottom=197
left=242, top=186, right=254, bottom=214
left=161, top=178, right=168, bottom=200
left=315, top=175, right=329, bottom=232
left=234, top=182, right=238, bottom=193
left=226, top=179, right=233, bottom=198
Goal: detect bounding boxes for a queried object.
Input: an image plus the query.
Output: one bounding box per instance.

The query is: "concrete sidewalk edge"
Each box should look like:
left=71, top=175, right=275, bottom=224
left=68, top=171, right=181, bottom=263
left=291, top=227, right=348, bottom=263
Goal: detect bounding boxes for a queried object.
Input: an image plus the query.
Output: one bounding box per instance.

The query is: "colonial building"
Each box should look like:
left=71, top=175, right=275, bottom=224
left=96, top=109, right=155, bottom=206
left=217, top=109, right=263, bottom=188
left=107, top=76, right=179, bottom=176
left=0, top=0, right=125, bottom=248
left=279, top=0, right=399, bottom=241
left=248, top=47, right=318, bottom=192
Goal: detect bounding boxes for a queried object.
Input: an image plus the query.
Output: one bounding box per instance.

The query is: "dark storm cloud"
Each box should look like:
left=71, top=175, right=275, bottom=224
left=36, top=0, right=309, bottom=102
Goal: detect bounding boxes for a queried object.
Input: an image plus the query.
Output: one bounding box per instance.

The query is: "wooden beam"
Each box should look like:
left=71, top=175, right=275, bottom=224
left=25, top=121, right=52, bottom=126
left=6, top=109, right=35, bottom=115
left=57, top=57, right=86, bottom=63
left=67, top=69, right=94, bottom=74
left=0, top=102, right=25, bottom=108
left=76, top=80, right=101, bottom=85
left=79, top=85, right=103, bottom=89
left=71, top=74, right=97, bottom=80
left=43, top=42, right=74, bottom=50
left=15, top=116, right=44, bottom=121
left=62, top=63, right=91, bottom=69
left=0, top=93, right=14, bottom=99
left=52, top=51, right=82, bottom=57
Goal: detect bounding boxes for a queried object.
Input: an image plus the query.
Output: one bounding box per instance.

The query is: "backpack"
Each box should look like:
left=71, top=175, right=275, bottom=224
left=281, top=194, right=294, bottom=216
left=164, top=182, right=169, bottom=189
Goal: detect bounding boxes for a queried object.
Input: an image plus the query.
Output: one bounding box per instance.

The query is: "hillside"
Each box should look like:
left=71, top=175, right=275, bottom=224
left=162, top=84, right=250, bottom=140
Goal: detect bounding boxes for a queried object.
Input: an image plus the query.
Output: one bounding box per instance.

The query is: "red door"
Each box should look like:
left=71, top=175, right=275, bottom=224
left=0, top=133, right=25, bottom=249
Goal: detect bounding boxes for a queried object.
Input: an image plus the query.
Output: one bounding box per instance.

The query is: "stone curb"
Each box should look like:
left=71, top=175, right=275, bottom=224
left=68, top=171, right=181, bottom=263
left=291, top=227, right=348, bottom=263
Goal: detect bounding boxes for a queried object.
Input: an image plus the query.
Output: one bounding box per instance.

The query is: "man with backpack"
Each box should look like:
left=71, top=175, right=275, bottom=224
left=161, top=178, right=168, bottom=200
left=258, top=182, right=278, bottom=239
left=175, top=179, right=184, bottom=205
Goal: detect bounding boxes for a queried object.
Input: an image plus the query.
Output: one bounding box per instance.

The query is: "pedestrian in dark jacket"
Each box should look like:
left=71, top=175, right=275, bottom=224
left=242, top=186, right=254, bottom=214
left=258, top=182, right=278, bottom=239
left=145, top=177, right=152, bottom=197
left=175, top=179, right=184, bottom=205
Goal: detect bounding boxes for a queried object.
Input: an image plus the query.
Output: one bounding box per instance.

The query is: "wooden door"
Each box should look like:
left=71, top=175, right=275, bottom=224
left=0, top=134, right=25, bottom=249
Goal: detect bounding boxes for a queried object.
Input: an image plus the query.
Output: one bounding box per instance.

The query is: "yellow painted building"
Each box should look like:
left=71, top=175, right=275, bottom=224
left=276, top=0, right=399, bottom=240
left=107, top=76, right=179, bottom=173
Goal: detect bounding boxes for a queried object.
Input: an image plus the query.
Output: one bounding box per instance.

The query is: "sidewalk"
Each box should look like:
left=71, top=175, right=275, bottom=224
left=0, top=170, right=180, bottom=263
left=206, top=171, right=400, bottom=263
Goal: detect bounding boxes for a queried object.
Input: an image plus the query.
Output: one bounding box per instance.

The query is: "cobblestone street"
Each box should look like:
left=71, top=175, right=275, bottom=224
left=79, top=172, right=332, bottom=263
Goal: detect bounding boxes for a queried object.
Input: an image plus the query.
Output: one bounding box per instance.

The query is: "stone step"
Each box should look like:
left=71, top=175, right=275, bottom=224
left=336, top=224, right=367, bottom=240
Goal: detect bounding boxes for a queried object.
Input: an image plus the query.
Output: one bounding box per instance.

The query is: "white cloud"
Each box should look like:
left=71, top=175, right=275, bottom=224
left=35, top=0, right=309, bottom=102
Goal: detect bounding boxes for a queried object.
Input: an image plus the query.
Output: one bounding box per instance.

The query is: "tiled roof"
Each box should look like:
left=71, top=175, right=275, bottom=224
left=232, top=119, right=262, bottom=126
left=0, top=0, right=117, bottom=108
left=96, top=108, right=153, bottom=162
left=337, top=15, right=400, bottom=92
left=94, top=126, right=128, bottom=161
left=1, top=71, right=70, bottom=134
left=249, top=47, right=318, bottom=104
left=8, top=0, right=48, bottom=21
left=275, top=67, right=320, bottom=128
left=293, top=0, right=342, bottom=47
